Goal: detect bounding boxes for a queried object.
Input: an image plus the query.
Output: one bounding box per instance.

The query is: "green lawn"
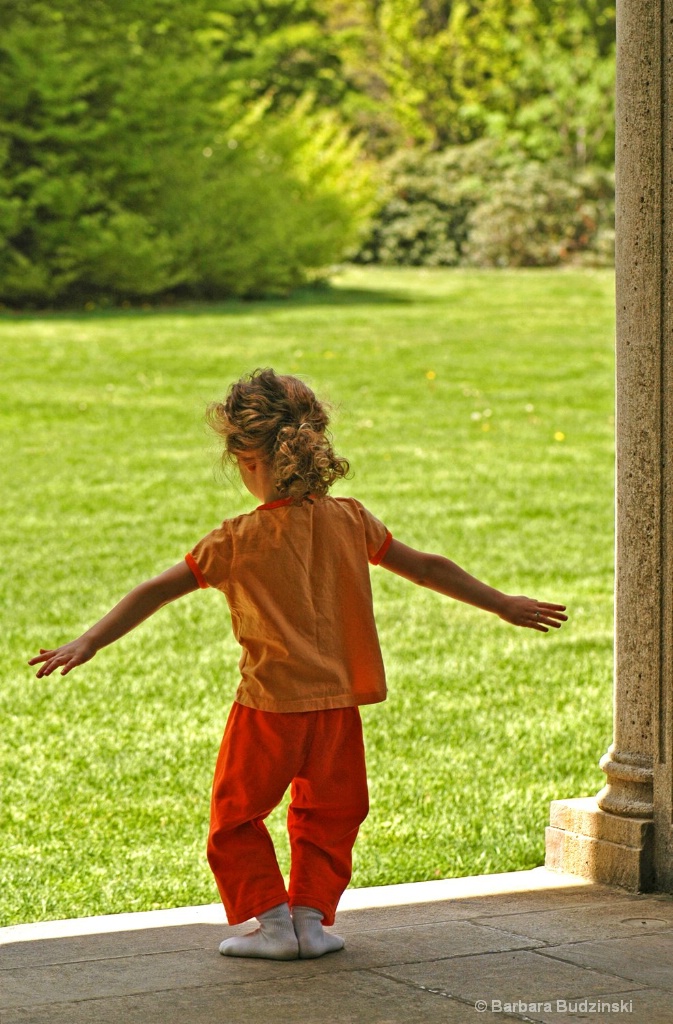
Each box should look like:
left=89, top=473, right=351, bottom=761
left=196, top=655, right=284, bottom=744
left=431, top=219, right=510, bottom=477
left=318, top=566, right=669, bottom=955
left=1, top=266, right=615, bottom=926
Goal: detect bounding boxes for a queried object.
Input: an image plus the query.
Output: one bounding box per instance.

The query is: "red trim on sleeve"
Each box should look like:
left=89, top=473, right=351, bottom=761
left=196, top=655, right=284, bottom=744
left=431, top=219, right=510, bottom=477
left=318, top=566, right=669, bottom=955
left=185, top=552, right=209, bottom=589
left=370, top=530, right=393, bottom=566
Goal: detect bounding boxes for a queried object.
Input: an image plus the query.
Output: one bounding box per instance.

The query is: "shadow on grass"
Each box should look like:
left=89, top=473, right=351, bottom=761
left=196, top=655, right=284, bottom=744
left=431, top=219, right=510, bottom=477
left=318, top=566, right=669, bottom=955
left=0, top=282, right=417, bottom=323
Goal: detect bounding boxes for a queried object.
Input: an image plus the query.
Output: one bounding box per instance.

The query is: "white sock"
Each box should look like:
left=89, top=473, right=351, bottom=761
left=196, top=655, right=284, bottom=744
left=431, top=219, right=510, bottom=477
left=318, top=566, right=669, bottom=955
left=219, top=902, right=298, bottom=960
left=291, top=905, right=345, bottom=959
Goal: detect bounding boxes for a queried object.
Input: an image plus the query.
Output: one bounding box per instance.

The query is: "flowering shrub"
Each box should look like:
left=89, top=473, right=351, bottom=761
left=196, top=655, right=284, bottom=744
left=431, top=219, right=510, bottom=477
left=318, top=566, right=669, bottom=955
left=353, top=141, right=614, bottom=268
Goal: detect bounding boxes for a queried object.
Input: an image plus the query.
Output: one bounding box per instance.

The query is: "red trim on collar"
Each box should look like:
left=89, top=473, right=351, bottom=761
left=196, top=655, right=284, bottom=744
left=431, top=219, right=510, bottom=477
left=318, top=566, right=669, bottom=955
left=256, top=495, right=318, bottom=511
left=256, top=497, right=296, bottom=511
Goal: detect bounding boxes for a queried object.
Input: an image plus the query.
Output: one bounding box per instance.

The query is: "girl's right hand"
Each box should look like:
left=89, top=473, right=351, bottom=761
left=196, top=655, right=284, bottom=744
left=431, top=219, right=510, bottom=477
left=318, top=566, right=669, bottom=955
left=498, top=596, right=568, bottom=632
left=28, top=638, right=97, bottom=677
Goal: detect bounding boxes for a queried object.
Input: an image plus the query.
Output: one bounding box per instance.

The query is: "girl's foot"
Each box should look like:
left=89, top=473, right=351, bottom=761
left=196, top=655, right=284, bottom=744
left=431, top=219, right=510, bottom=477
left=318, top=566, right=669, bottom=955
left=219, top=902, right=298, bottom=960
left=291, top=905, right=345, bottom=958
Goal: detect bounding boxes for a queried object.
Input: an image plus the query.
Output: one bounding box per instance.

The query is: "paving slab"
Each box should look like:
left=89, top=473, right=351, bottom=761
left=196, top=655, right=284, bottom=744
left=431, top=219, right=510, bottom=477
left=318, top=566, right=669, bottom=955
left=480, top=895, right=673, bottom=944
left=455, top=885, right=668, bottom=919
left=332, top=885, right=639, bottom=932
left=375, top=948, right=648, bottom=1005
left=328, top=918, right=543, bottom=965
left=0, top=923, right=224, bottom=970
left=0, top=947, right=230, bottom=1010
left=539, top=930, right=673, bottom=992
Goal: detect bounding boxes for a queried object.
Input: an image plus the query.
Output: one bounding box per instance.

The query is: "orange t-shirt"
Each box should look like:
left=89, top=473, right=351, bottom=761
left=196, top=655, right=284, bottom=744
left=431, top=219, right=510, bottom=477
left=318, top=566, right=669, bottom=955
left=185, top=495, right=393, bottom=713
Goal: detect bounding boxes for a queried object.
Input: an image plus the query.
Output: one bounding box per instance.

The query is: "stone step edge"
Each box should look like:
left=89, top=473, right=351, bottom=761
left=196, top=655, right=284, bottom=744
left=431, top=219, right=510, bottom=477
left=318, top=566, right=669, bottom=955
left=0, top=866, right=595, bottom=946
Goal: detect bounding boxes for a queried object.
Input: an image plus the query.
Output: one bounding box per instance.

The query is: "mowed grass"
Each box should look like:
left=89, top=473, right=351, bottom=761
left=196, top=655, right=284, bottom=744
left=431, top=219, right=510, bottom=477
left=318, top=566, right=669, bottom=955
left=1, top=266, right=615, bottom=925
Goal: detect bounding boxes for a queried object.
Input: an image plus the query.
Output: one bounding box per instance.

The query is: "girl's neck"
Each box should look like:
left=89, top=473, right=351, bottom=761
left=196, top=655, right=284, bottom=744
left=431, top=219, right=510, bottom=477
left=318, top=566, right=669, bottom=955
left=237, top=454, right=282, bottom=504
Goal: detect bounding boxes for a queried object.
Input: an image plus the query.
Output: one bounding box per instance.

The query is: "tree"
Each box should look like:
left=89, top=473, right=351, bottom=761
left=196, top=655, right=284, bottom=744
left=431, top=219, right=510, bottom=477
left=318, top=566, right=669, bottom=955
left=335, top=0, right=615, bottom=164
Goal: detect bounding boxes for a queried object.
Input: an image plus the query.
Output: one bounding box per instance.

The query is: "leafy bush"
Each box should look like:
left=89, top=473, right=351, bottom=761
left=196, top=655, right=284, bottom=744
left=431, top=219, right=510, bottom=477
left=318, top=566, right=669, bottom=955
left=466, top=161, right=615, bottom=267
left=353, top=140, right=614, bottom=268
left=163, top=95, right=377, bottom=299
left=353, top=141, right=494, bottom=266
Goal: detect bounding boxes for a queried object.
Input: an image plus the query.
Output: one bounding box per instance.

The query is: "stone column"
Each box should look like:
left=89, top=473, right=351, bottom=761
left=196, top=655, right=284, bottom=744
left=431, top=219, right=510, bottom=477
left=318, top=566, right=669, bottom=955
left=653, top=0, right=673, bottom=893
left=545, top=0, right=673, bottom=891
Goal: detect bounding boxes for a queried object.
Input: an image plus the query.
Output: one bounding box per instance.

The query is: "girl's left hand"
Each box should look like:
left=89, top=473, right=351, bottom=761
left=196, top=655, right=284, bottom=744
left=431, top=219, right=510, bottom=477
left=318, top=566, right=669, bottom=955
left=499, top=597, right=568, bottom=632
left=28, top=638, right=97, bottom=677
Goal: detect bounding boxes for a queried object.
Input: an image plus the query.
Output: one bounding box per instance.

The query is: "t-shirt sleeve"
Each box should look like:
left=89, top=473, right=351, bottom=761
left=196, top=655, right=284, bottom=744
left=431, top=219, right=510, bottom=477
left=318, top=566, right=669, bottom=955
left=185, top=522, right=233, bottom=590
left=353, top=500, right=393, bottom=565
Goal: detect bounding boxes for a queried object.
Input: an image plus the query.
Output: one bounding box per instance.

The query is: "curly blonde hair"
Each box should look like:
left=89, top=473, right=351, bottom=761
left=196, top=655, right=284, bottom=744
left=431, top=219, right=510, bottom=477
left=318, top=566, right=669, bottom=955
left=207, top=368, right=350, bottom=502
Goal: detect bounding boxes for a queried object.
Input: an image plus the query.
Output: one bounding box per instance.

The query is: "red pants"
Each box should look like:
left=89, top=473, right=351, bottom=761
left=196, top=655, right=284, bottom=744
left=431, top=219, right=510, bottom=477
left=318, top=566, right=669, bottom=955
left=207, top=702, right=369, bottom=926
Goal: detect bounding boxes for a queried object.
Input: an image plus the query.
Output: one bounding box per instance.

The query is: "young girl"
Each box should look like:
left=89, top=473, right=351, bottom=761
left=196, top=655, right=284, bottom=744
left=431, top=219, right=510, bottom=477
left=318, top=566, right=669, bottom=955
left=29, top=368, right=567, bottom=961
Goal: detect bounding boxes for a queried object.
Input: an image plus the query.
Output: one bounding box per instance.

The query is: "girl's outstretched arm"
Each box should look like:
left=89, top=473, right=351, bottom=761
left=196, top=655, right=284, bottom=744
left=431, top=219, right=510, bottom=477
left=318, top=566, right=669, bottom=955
left=379, top=539, right=567, bottom=633
left=28, top=561, right=199, bottom=677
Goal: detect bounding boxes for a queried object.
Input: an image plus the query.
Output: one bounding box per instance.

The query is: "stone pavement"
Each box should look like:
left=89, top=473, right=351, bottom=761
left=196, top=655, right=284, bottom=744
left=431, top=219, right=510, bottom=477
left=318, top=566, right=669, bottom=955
left=2, top=868, right=673, bottom=1023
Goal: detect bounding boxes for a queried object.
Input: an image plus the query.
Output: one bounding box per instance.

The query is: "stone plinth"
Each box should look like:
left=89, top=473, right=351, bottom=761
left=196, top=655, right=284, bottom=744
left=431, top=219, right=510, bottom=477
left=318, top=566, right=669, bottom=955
left=546, top=798, right=654, bottom=891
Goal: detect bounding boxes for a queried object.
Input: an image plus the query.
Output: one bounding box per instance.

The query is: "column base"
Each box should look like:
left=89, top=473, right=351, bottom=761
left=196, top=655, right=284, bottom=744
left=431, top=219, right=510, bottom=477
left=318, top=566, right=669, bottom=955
left=545, top=797, right=654, bottom=891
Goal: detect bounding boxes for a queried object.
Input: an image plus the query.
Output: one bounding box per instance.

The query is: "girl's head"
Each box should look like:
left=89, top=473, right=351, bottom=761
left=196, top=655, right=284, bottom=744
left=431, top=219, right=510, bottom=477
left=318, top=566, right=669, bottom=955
left=207, top=368, right=349, bottom=502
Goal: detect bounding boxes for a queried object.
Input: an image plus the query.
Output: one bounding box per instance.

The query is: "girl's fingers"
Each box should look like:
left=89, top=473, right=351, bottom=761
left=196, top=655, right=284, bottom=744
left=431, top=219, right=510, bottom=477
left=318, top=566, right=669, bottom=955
left=37, top=654, right=66, bottom=677
left=28, top=650, right=55, bottom=665
left=539, top=606, right=568, bottom=619
left=528, top=602, right=565, bottom=626
left=528, top=602, right=568, bottom=631
left=535, top=603, right=568, bottom=626
left=30, top=649, right=70, bottom=669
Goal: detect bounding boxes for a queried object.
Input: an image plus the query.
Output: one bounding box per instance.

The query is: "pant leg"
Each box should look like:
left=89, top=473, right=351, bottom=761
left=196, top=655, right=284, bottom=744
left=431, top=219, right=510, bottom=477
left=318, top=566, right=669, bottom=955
left=207, top=702, right=308, bottom=925
left=287, top=706, right=369, bottom=926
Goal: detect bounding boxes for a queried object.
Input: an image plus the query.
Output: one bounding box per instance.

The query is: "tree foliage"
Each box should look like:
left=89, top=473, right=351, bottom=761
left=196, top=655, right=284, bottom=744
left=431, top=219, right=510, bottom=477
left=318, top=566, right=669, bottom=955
left=348, top=0, right=615, bottom=163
